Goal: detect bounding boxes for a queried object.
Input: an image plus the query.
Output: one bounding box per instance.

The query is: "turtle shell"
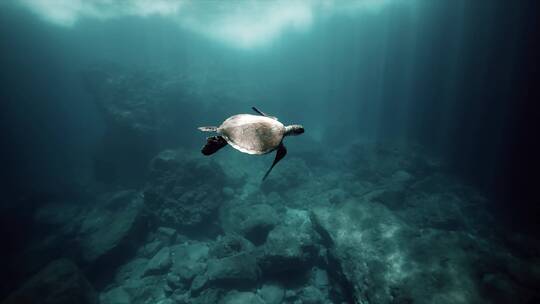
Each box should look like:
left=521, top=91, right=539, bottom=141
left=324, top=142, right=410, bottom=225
left=218, top=114, right=285, bottom=154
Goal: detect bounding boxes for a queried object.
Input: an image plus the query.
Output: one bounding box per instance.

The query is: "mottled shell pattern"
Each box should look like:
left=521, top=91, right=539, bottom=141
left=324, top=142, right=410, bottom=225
left=218, top=114, right=285, bottom=154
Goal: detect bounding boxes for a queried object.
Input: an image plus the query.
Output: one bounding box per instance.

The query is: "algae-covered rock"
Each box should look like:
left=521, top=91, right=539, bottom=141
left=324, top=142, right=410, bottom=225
left=170, top=242, right=209, bottom=282
left=221, top=203, right=279, bottom=245
left=209, top=234, right=255, bottom=259
left=144, top=149, right=234, bottom=231
left=219, top=291, right=264, bottom=304
left=79, top=190, right=147, bottom=265
left=258, top=209, right=321, bottom=274
left=100, top=287, right=130, bottom=304
left=206, top=252, right=260, bottom=287
left=299, top=286, right=325, bottom=304
left=142, top=246, right=171, bottom=277
left=257, top=283, right=285, bottom=304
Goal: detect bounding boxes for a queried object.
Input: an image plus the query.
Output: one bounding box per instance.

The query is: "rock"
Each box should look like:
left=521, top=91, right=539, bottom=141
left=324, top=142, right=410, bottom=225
left=258, top=209, right=321, bottom=274
left=190, top=274, right=209, bottom=294
left=156, top=227, right=177, bottom=244
left=347, top=141, right=428, bottom=182
left=220, top=291, right=264, bottom=304
left=82, top=65, right=175, bottom=185
left=309, top=268, right=331, bottom=302
left=221, top=204, right=279, bottom=245
left=114, top=258, right=148, bottom=284
left=327, top=188, right=349, bottom=205
left=163, top=284, right=174, bottom=295
left=139, top=240, right=164, bottom=258
left=312, top=202, right=402, bottom=303
left=401, top=192, right=466, bottom=231
left=209, top=234, right=255, bottom=259
left=206, top=252, right=260, bottom=287
left=144, top=150, right=232, bottom=231
left=143, top=246, right=172, bottom=277
left=368, top=186, right=406, bottom=210
left=311, top=268, right=329, bottom=288
left=190, top=246, right=260, bottom=295
left=100, top=287, right=130, bottom=304
left=192, top=288, right=224, bottom=304
left=3, top=259, right=97, bottom=304
left=299, top=286, right=324, bottom=304
left=175, top=234, right=190, bottom=244
left=285, top=289, right=297, bottom=300
left=25, top=190, right=148, bottom=284
left=222, top=187, right=235, bottom=198
left=166, top=273, right=183, bottom=290
left=34, top=202, right=83, bottom=228
left=170, top=242, right=209, bottom=282
left=260, top=157, right=312, bottom=193
left=311, top=199, right=512, bottom=304
left=122, top=275, right=166, bottom=304
left=392, top=170, right=414, bottom=183
left=79, top=190, right=147, bottom=269
left=171, top=289, right=190, bottom=303
left=257, top=283, right=285, bottom=304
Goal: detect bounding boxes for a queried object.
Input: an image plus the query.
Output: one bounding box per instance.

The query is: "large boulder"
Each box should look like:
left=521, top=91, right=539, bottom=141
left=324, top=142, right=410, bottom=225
left=144, top=150, right=235, bottom=232
left=221, top=203, right=279, bottom=245
left=142, top=246, right=171, bottom=277
left=346, top=141, right=437, bottom=183
left=170, top=242, right=209, bottom=284
left=219, top=291, right=264, bottom=304
left=256, top=284, right=284, bottom=304
left=258, top=209, right=322, bottom=274
left=24, top=190, right=148, bottom=287
left=2, top=259, right=97, bottom=304
left=309, top=197, right=535, bottom=304
left=206, top=252, right=260, bottom=287
left=260, top=157, right=312, bottom=194
left=78, top=191, right=147, bottom=272
left=82, top=65, right=178, bottom=186
left=100, top=287, right=130, bottom=304
left=190, top=251, right=260, bottom=295
left=122, top=275, right=167, bottom=304
left=108, top=256, right=169, bottom=304
left=209, top=234, right=255, bottom=259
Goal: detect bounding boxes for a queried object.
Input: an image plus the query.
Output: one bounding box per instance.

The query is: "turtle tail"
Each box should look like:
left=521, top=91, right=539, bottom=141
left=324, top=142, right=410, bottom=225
left=198, top=126, right=218, bottom=132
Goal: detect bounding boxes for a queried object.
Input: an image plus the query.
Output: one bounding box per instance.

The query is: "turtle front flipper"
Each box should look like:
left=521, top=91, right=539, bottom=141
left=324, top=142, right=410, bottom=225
left=252, top=106, right=277, bottom=120
left=262, top=143, right=287, bottom=180
left=202, top=136, right=228, bottom=156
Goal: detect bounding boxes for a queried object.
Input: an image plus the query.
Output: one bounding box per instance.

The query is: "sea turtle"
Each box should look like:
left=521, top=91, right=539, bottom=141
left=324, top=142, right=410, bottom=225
left=198, top=107, right=304, bottom=180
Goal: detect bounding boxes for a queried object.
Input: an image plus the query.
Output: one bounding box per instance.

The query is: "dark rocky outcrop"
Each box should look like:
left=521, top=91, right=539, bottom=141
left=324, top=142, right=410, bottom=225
left=82, top=65, right=214, bottom=187
left=170, top=242, right=209, bottom=285
left=79, top=191, right=147, bottom=264
left=219, top=290, right=264, bottom=304
left=24, top=190, right=149, bottom=288
left=257, top=209, right=322, bottom=275
left=144, top=149, right=237, bottom=234
left=220, top=203, right=279, bottom=245
left=2, top=259, right=97, bottom=304
left=142, top=246, right=172, bottom=277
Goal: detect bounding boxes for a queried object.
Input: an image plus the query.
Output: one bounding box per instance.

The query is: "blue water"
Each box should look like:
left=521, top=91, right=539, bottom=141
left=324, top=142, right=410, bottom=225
left=1, top=1, right=538, bottom=303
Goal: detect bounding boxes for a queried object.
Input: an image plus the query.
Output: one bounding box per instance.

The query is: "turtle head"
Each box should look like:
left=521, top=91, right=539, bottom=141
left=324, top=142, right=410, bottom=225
left=285, top=124, right=304, bottom=136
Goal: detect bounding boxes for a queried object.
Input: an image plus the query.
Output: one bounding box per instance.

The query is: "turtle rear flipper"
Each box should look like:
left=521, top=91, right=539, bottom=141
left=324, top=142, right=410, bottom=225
left=262, top=143, right=287, bottom=180
left=202, top=136, right=228, bottom=155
